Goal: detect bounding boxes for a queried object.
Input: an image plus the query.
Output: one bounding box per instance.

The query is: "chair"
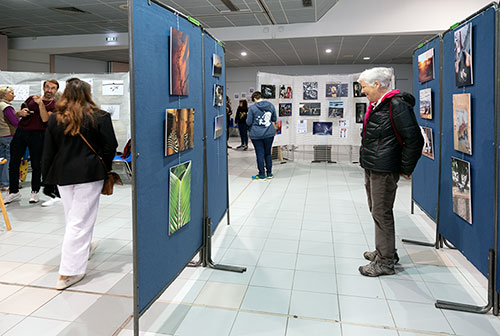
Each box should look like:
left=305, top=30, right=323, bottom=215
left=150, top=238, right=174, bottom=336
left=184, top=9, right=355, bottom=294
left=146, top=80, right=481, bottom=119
left=113, top=154, right=132, bottom=179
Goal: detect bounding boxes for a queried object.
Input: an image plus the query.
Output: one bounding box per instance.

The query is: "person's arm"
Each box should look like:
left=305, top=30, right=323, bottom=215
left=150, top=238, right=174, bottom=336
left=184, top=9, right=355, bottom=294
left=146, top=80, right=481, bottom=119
left=270, top=105, right=277, bottom=122
left=33, top=96, right=52, bottom=122
left=3, top=106, right=20, bottom=128
left=15, top=98, right=31, bottom=118
left=246, top=108, right=254, bottom=127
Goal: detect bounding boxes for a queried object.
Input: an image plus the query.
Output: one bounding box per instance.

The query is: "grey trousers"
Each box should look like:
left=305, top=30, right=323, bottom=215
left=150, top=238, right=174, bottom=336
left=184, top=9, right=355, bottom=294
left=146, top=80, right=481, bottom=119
left=364, top=169, right=400, bottom=265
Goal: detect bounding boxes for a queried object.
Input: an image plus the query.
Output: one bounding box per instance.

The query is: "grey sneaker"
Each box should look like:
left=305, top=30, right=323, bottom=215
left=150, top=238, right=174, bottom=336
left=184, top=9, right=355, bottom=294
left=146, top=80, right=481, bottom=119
left=363, top=250, right=400, bottom=264
left=359, top=261, right=395, bottom=277
left=29, top=191, right=39, bottom=204
left=4, top=192, right=21, bottom=204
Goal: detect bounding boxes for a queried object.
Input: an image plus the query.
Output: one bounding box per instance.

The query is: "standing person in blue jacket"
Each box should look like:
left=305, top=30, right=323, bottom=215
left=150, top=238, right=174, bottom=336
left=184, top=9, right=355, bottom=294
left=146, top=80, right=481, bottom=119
left=246, top=91, right=277, bottom=180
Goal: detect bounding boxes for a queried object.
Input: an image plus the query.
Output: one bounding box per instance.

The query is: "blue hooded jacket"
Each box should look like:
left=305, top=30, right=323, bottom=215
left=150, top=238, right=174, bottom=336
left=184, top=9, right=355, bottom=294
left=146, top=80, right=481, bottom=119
left=246, top=100, right=277, bottom=139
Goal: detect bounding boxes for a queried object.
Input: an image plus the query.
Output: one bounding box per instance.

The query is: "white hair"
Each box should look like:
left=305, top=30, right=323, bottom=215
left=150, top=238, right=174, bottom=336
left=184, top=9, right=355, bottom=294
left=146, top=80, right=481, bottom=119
left=358, top=67, right=393, bottom=89
left=0, top=86, right=13, bottom=100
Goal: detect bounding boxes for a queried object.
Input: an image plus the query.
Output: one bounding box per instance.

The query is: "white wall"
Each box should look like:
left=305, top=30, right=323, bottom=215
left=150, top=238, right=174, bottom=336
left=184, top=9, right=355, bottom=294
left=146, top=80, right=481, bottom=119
left=7, top=50, right=50, bottom=72
left=54, top=55, right=108, bottom=74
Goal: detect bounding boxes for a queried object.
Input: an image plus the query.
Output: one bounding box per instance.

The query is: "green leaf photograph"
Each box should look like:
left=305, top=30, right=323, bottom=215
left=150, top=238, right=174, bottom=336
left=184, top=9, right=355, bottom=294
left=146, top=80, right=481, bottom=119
left=169, top=161, right=191, bottom=235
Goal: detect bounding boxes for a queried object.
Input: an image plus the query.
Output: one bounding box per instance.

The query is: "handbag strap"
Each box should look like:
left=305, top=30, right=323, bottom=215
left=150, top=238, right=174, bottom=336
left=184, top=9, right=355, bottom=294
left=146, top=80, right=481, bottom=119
left=78, top=133, right=109, bottom=172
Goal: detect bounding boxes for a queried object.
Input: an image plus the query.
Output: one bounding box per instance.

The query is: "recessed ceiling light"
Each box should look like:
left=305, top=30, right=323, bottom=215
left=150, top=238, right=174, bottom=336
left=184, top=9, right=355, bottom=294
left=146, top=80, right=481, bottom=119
left=241, top=51, right=247, bottom=56
left=325, top=48, right=332, bottom=53
left=119, top=4, right=128, bottom=9
left=363, top=57, right=371, bottom=60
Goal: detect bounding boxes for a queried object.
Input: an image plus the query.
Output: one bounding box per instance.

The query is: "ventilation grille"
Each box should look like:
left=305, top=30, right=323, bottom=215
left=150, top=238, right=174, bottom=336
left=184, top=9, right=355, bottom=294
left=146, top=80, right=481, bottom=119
left=302, top=0, right=313, bottom=7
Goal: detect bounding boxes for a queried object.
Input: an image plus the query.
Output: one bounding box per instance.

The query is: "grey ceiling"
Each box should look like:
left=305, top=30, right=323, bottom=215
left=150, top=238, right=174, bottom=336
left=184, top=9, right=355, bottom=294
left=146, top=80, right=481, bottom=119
left=0, top=0, right=429, bottom=66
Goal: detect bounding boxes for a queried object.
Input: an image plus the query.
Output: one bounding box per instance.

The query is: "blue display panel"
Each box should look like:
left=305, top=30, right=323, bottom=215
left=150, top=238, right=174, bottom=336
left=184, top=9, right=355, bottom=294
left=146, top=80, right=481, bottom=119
left=412, top=36, right=441, bottom=221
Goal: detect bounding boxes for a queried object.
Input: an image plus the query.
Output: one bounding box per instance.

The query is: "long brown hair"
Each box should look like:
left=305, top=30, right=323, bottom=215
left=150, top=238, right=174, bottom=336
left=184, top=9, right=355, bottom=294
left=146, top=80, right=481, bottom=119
left=56, top=80, right=98, bottom=135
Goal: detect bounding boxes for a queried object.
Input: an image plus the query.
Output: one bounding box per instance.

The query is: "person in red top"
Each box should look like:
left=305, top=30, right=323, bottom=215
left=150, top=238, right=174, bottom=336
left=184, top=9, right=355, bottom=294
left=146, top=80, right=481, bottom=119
left=4, top=79, right=59, bottom=204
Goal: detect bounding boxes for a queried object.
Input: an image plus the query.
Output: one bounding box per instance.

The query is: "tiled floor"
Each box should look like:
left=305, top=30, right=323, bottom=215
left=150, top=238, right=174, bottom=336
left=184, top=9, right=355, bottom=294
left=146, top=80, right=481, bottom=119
left=0, top=140, right=499, bottom=335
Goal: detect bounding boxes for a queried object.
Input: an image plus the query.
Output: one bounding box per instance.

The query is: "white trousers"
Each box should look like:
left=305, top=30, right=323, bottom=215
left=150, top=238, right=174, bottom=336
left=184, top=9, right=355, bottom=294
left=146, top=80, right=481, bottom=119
left=58, top=180, right=103, bottom=276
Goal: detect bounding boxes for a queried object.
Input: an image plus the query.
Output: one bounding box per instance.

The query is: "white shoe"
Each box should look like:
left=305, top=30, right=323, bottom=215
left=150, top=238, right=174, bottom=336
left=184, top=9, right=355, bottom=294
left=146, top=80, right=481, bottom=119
left=41, top=197, right=61, bottom=207
left=29, top=191, right=39, bottom=204
left=4, top=192, right=21, bottom=204
left=55, top=274, right=85, bottom=290
left=88, top=241, right=99, bottom=260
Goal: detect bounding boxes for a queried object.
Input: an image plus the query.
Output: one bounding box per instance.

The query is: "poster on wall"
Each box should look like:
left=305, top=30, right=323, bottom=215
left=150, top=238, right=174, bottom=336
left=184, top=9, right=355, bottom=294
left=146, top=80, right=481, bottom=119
left=325, top=83, right=348, bottom=98
left=454, top=23, right=473, bottom=87
left=214, top=84, right=223, bottom=106
left=297, top=120, right=307, bottom=133
left=165, top=108, right=195, bottom=156
left=101, top=104, right=120, bottom=121
left=313, top=122, right=332, bottom=135
left=299, top=102, right=321, bottom=116
left=214, top=115, right=224, bottom=139
left=169, top=161, right=191, bottom=235
left=340, top=128, right=348, bottom=138
left=261, top=84, right=275, bottom=99
left=420, top=126, right=434, bottom=160
left=353, top=82, right=365, bottom=97
left=274, top=120, right=282, bottom=135
left=355, top=103, right=366, bottom=123
left=212, top=54, right=222, bottom=77
left=279, top=103, right=292, bottom=117
left=170, top=27, right=189, bottom=96
left=102, top=80, right=123, bottom=96
left=417, top=48, right=434, bottom=83
left=419, top=88, right=432, bottom=119
left=453, top=93, right=472, bottom=155
left=0, top=84, right=30, bottom=101
left=328, top=100, right=344, bottom=118
left=451, top=157, right=472, bottom=224
left=279, top=85, right=293, bottom=99
left=303, top=82, right=318, bottom=100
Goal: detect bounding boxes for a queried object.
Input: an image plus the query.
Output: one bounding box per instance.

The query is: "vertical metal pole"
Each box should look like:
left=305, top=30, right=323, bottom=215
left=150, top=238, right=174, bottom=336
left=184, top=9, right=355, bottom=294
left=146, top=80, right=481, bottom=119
left=201, top=32, right=209, bottom=267
left=225, top=55, right=231, bottom=226
left=493, top=5, right=500, bottom=307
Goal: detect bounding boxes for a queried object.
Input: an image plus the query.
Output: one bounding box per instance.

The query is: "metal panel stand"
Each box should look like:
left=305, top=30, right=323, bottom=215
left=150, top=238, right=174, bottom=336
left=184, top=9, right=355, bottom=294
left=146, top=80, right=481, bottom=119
left=311, top=145, right=336, bottom=163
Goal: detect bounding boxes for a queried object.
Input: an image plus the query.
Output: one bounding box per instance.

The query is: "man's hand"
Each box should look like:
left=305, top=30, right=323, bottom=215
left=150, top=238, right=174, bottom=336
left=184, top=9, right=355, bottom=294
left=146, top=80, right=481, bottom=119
left=401, top=173, right=411, bottom=180
left=33, top=95, right=43, bottom=105
left=18, top=108, right=30, bottom=117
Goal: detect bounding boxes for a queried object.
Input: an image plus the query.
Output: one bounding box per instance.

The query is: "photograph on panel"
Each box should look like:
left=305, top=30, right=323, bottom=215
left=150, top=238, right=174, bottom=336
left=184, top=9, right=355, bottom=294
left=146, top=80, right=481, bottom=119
left=420, top=126, right=434, bottom=160
left=328, top=100, right=344, bottom=118
left=279, top=103, right=292, bottom=117
left=313, top=122, right=333, bottom=135
left=454, top=23, right=473, bottom=87
left=417, top=48, right=434, bottom=83
left=419, top=88, right=432, bottom=119
left=279, top=84, right=293, bottom=99
left=169, top=161, right=191, bottom=235
left=212, top=54, right=222, bottom=77
left=302, top=82, right=318, bottom=100
left=451, top=157, right=472, bottom=224
left=353, top=81, right=366, bottom=97
left=325, top=83, right=348, bottom=98
left=170, top=27, right=189, bottom=95
left=261, top=84, right=276, bottom=99
left=339, top=128, right=348, bottom=138
left=297, top=120, right=307, bottom=133
left=452, top=93, right=472, bottom=155
left=165, top=108, right=195, bottom=156
left=355, top=102, right=367, bottom=123
left=299, top=102, right=321, bottom=116
left=214, top=115, right=224, bottom=139
left=214, top=84, right=224, bottom=106
left=274, top=120, right=282, bottom=135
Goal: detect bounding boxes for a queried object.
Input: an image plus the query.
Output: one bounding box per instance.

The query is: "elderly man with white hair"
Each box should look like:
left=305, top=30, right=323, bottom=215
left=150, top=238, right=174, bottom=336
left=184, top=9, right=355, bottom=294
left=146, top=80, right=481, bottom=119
left=358, top=67, right=424, bottom=277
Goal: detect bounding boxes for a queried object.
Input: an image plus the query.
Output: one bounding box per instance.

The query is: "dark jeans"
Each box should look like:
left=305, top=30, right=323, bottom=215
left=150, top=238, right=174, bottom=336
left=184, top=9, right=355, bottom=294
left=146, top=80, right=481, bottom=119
left=251, top=136, right=274, bottom=176
left=364, top=170, right=399, bottom=265
left=9, top=128, right=45, bottom=193
left=238, top=122, right=248, bottom=146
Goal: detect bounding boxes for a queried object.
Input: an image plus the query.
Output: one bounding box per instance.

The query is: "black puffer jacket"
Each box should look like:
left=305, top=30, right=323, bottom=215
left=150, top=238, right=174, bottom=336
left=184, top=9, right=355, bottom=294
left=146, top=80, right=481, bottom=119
left=360, top=92, right=424, bottom=175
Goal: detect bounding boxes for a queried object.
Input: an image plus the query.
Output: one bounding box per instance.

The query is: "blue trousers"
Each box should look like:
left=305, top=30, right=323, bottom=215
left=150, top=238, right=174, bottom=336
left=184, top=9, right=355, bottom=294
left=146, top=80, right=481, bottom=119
left=251, top=136, right=274, bottom=176
left=0, top=136, right=12, bottom=187
left=238, top=122, right=248, bottom=146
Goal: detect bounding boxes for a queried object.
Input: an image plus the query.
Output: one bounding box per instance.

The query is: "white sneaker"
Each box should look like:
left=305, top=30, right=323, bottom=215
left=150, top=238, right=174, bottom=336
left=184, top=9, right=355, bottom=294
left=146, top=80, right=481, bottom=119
left=55, top=274, right=85, bottom=290
left=88, top=241, right=99, bottom=260
left=29, top=191, right=39, bottom=204
left=41, top=197, right=61, bottom=207
left=4, top=192, right=21, bottom=204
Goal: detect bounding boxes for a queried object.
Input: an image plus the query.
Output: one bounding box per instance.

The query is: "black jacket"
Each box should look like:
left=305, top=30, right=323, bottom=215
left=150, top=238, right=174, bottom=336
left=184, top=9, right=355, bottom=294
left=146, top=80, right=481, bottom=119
left=42, top=110, right=118, bottom=186
left=360, top=92, right=424, bottom=175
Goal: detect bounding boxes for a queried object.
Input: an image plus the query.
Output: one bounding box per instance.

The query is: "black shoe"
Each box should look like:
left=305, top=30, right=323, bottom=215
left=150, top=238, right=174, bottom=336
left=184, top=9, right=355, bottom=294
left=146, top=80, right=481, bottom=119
left=363, top=250, right=400, bottom=264
left=359, top=261, right=395, bottom=277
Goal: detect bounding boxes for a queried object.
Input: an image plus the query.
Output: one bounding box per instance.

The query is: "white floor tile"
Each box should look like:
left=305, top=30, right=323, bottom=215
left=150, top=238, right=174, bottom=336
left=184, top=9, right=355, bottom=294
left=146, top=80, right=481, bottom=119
left=2, top=316, right=69, bottom=336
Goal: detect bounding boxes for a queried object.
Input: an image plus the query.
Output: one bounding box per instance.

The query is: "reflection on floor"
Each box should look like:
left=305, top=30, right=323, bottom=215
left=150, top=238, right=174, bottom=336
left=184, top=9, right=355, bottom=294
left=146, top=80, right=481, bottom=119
left=0, top=140, right=499, bottom=336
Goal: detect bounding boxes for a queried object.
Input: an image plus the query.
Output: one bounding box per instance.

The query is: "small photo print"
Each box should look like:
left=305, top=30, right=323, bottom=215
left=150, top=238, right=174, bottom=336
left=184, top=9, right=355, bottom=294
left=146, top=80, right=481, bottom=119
left=299, top=102, right=321, bottom=116
left=353, top=81, right=365, bottom=97
left=261, top=84, right=276, bottom=99
left=453, top=93, right=472, bottom=155
left=420, top=126, right=434, bottom=160
left=274, top=120, right=282, bottom=135
left=313, top=122, right=332, bottom=135
left=328, top=100, right=344, bottom=118
left=339, top=128, right=348, bottom=138
left=169, top=161, right=191, bottom=235
left=279, top=85, right=293, bottom=99
left=355, top=103, right=366, bottom=123
left=212, top=54, right=222, bottom=77
left=279, top=103, right=292, bottom=117
left=419, top=88, right=432, bottom=119
left=454, top=23, right=473, bottom=87
left=165, top=108, right=195, bottom=156
left=451, top=157, right=472, bottom=224
left=325, top=83, right=348, bottom=98
left=214, top=84, right=223, bottom=106
left=214, top=115, right=224, bottom=139
left=303, top=82, right=318, bottom=100
left=418, top=48, right=434, bottom=83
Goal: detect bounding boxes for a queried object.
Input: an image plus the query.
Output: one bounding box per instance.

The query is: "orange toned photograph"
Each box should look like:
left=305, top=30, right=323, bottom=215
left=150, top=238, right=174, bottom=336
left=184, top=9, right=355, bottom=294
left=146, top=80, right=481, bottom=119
left=417, top=48, right=434, bottom=83
left=170, top=27, right=189, bottom=95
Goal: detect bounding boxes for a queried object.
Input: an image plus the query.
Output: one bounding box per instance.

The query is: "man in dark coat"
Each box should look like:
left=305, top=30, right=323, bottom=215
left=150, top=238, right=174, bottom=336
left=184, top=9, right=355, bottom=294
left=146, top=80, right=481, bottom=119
left=358, top=67, right=424, bottom=277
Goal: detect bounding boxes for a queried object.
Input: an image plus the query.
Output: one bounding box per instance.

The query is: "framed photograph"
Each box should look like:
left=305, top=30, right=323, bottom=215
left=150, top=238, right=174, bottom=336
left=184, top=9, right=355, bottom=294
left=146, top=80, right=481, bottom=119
left=355, top=103, right=366, bottom=123
left=451, top=157, right=472, bottom=224
left=261, top=84, right=276, bottom=99
left=299, top=102, right=321, bottom=116
left=212, top=54, right=222, bottom=77
left=303, top=82, right=318, bottom=100
left=453, top=93, right=472, bottom=155
left=274, top=120, right=282, bottom=135
left=169, top=161, right=191, bottom=235
left=353, top=81, right=365, bottom=97
left=325, top=83, right=348, bottom=98
left=214, top=115, right=224, bottom=139
left=279, top=103, right=292, bottom=117
left=165, top=108, right=195, bottom=156
left=328, top=100, right=344, bottom=118
left=279, top=85, right=293, bottom=99
left=454, top=23, right=473, bottom=87
left=420, top=126, right=434, bottom=160
left=313, top=122, right=332, bottom=135
left=419, top=88, right=432, bottom=119
left=170, top=27, right=189, bottom=95
left=418, top=48, right=434, bottom=83
left=214, top=84, right=223, bottom=106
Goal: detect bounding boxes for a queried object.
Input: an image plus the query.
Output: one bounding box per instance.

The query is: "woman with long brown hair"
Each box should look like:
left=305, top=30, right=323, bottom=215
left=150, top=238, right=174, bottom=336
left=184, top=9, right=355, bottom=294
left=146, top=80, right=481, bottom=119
left=42, top=79, right=118, bottom=289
